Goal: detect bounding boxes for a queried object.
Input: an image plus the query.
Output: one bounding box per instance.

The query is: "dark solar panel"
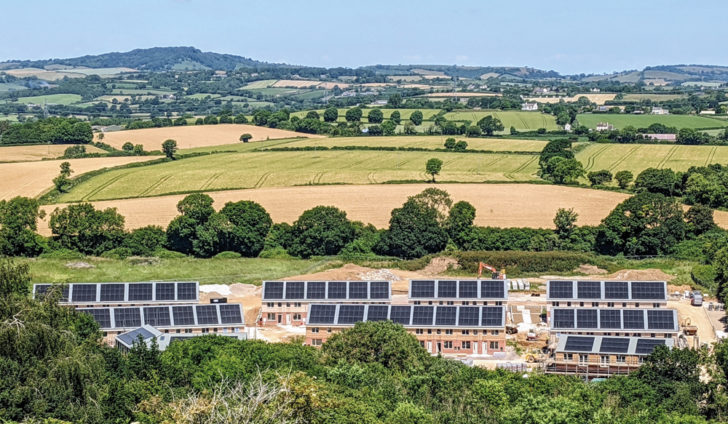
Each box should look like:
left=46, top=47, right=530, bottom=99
left=576, top=309, right=599, bottom=329
left=114, top=308, right=142, bottom=327
left=155, top=283, right=176, bottom=301
left=128, top=283, right=153, bottom=301
left=480, top=280, right=505, bottom=299
left=327, top=281, right=347, bottom=299
left=437, top=281, right=457, bottom=298
left=577, top=281, right=601, bottom=299
left=369, top=281, right=390, bottom=299
left=635, top=339, right=666, bottom=354
left=647, top=310, right=675, bottom=330
left=549, top=281, right=573, bottom=298
left=600, top=310, right=622, bottom=329
left=481, top=306, right=503, bottom=326
left=631, top=282, right=666, bottom=300
left=100, top=283, right=125, bottom=302
left=285, top=281, right=305, bottom=299
left=172, top=306, right=195, bottom=326
left=622, top=309, right=645, bottom=329
left=389, top=305, right=411, bottom=324
left=196, top=305, right=219, bottom=325
left=366, top=305, right=389, bottom=321
left=458, top=306, right=480, bottom=326
left=552, top=309, right=575, bottom=328
left=604, top=281, right=629, bottom=299
left=337, top=304, right=365, bottom=324
left=308, top=304, right=337, bottom=324
left=564, top=336, right=595, bottom=352
left=412, top=306, right=434, bottom=325
left=263, top=282, right=284, bottom=300
left=348, top=281, right=368, bottom=299
left=306, top=281, right=326, bottom=299
left=219, top=304, right=243, bottom=324
left=71, top=284, right=97, bottom=302
left=34, top=284, right=51, bottom=299
left=177, top=282, right=198, bottom=301
left=599, top=337, right=630, bottom=353
left=82, top=308, right=111, bottom=328
left=411, top=280, right=435, bottom=298
left=458, top=280, right=478, bottom=298
left=38, top=285, right=69, bottom=301
left=435, top=306, right=457, bottom=326
left=144, top=306, right=171, bottom=326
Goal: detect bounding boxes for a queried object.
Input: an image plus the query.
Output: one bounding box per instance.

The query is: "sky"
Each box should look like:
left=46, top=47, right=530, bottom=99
left=2, top=0, right=727, bottom=75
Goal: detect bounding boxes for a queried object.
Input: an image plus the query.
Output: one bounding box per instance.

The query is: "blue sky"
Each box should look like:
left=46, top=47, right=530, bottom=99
left=2, top=0, right=727, bottom=75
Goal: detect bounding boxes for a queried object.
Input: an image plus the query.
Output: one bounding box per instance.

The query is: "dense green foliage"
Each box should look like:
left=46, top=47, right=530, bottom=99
left=0, top=117, right=92, bottom=145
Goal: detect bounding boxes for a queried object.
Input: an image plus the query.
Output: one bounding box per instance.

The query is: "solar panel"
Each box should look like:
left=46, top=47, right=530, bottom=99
left=437, top=281, right=457, bottom=298
left=144, top=306, right=171, bottom=326
left=285, top=281, right=305, bottom=299
left=348, top=281, right=368, bottom=299
left=480, top=280, right=505, bottom=299
left=327, top=282, right=347, bottom=299
left=635, top=338, right=666, bottom=354
left=100, top=284, right=125, bottom=302
left=552, top=309, right=575, bottom=328
left=549, top=281, right=573, bottom=298
left=631, top=282, right=665, bottom=300
left=337, top=304, right=365, bottom=324
left=114, top=308, right=142, bottom=327
left=389, top=305, right=412, bottom=324
left=196, top=305, right=219, bottom=325
left=564, top=336, right=595, bottom=352
left=577, top=281, right=601, bottom=299
left=155, top=283, right=176, bottom=301
left=622, top=309, right=645, bottom=329
left=481, top=307, right=503, bottom=326
left=411, top=280, right=435, bottom=298
left=172, top=306, right=195, bottom=326
left=369, top=281, right=389, bottom=299
left=458, top=280, right=478, bottom=298
left=308, top=304, right=337, bottom=324
left=435, top=306, right=457, bottom=326
left=37, top=284, right=69, bottom=301
left=366, top=305, right=389, bottom=321
left=71, top=284, right=97, bottom=302
left=599, top=337, right=630, bottom=353
left=263, top=282, right=284, bottom=300
left=604, top=281, right=629, bottom=299
left=34, top=284, right=50, bottom=298
left=177, top=282, right=198, bottom=301
left=576, top=309, right=599, bottom=328
left=458, top=306, right=480, bottom=326
left=600, top=310, right=622, bottom=329
left=219, top=304, right=243, bottom=324
left=306, top=282, right=326, bottom=299
left=128, top=283, right=153, bottom=301
left=412, top=306, right=434, bottom=325
left=82, top=308, right=111, bottom=328
left=647, top=310, right=675, bottom=330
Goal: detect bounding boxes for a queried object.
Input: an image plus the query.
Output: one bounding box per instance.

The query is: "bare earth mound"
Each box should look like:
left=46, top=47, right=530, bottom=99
left=100, top=124, right=323, bottom=150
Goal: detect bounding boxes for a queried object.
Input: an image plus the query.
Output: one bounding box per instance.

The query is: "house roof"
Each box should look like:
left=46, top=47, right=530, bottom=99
left=115, top=324, right=162, bottom=349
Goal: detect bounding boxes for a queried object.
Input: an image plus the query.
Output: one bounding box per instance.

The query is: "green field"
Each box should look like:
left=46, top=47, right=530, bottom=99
left=185, top=93, right=222, bottom=100
left=242, top=79, right=278, bottom=89
left=290, top=108, right=443, bottom=122
left=576, top=113, right=728, bottom=130
left=280, top=136, right=549, bottom=152
left=0, top=82, right=26, bottom=92
left=575, top=143, right=728, bottom=174
left=15, top=94, right=82, bottom=105
left=443, top=110, right=560, bottom=131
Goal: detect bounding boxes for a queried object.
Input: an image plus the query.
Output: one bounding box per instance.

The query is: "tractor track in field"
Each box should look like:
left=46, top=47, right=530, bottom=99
left=504, top=156, right=537, bottom=180
left=200, top=172, right=221, bottom=191
left=367, top=172, right=377, bottom=183
left=254, top=172, right=271, bottom=188
left=81, top=172, right=129, bottom=201
left=706, top=146, right=718, bottom=166
left=657, top=145, right=679, bottom=169
left=138, top=175, right=173, bottom=197
left=584, top=145, right=610, bottom=171
left=608, top=145, right=640, bottom=171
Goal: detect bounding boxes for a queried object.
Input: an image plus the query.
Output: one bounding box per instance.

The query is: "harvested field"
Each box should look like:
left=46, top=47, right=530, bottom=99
left=0, top=144, right=106, bottom=162
left=272, top=79, right=321, bottom=88
left=281, top=135, right=549, bottom=151
left=317, top=81, right=350, bottom=89
left=576, top=113, right=728, bottom=130
left=0, top=156, right=159, bottom=200
left=99, top=124, right=322, bottom=150
left=422, top=92, right=500, bottom=98
left=525, top=93, right=616, bottom=105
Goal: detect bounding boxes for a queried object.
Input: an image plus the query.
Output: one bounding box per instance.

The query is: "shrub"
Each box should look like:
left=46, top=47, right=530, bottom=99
left=38, top=248, right=85, bottom=260
left=691, top=264, right=717, bottom=291
left=213, top=251, right=242, bottom=259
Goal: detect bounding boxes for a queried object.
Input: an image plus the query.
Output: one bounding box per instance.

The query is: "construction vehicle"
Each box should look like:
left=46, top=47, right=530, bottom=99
left=682, top=317, right=698, bottom=336
left=525, top=350, right=546, bottom=363
left=478, top=262, right=506, bottom=279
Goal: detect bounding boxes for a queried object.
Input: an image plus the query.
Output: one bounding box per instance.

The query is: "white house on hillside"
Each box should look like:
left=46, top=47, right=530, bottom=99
left=521, top=102, right=538, bottom=111
left=596, top=122, right=614, bottom=131
left=651, top=107, right=669, bottom=115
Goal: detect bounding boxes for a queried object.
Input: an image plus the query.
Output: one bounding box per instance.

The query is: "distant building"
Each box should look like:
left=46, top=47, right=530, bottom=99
left=645, top=133, right=677, bottom=142
left=564, top=123, right=572, bottom=132
left=651, top=107, right=669, bottom=115
left=596, top=122, right=614, bottom=131
left=591, top=87, right=601, bottom=92
left=115, top=325, right=246, bottom=352
left=596, top=105, right=610, bottom=112
left=521, top=102, right=538, bottom=111
left=700, top=109, right=716, bottom=115
left=532, top=87, right=549, bottom=95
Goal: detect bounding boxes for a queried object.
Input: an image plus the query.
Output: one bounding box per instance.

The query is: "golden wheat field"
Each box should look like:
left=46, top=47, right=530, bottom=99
left=0, top=144, right=106, bottom=162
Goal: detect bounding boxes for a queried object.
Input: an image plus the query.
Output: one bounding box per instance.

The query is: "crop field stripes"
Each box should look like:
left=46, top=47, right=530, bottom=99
left=608, top=145, right=641, bottom=171
left=254, top=172, right=271, bottom=188
left=657, top=145, right=679, bottom=169
left=584, top=145, right=610, bottom=171
left=81, top=172, right=130, bottom=201
left=706, top=146, right=718, bottom=166
left=366, top=172, right=377, bottom=183
left=200, top=172, right=222, bottom=190
left=310, top=172, right=325, bottom=185
left=505, top=156, right=537, bottom=179
left=138, top=175, right=173, bottom=197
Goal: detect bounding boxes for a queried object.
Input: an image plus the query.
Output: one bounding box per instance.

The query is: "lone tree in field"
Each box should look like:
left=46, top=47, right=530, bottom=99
left=53, top=161, right=73, bottom=192
left=426, top=158, right=443, bottom=183
left=239, top=133, right=252, bottom=143
left=477, top=115, right=504, bottom=136
left=162, top=139, right=177, bottom=159
left=410, top=110, right=424, bottom=125
left=323, top=106, right=338, bottom=122
left=97, top=132, right=104, bottom=141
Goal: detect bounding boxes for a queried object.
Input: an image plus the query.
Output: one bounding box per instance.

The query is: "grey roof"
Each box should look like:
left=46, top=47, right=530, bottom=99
left=262, top=280, right=391, bottom=301
left=115, top=325, right=162, bottom=348
left=33, top=281, right=199, bottom=304
left=115, top=325, right=246, bottom=350
left=549, top=308, right=678, bottom=332
left=306, top=304, right=506, bottom=328
left=408, top=279, right=509, bottom=301
left=79, top=303, right=245, bottom=330
left=555, top=335, right=674, bottom=356
left=546, top=280, right=667, bottom=302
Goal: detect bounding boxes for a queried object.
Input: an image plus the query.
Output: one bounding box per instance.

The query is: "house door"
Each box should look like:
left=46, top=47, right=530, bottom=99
left=473, top=342, right=478, bottom=354
left=437, top=342, right=442, bottom=353
left=427, top=341, right=432, bottom=353
left=277, top=314, right=281, bottom=323
left=286, top=314, right=291, bottom=325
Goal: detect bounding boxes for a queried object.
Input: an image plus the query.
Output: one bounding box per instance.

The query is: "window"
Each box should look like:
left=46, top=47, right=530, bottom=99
left=176, top=329, right=181, bottom=333
left=185, top=329, right=192, bottom=334
left=461, top=330, right=470, bottom=335
left=622, top=302, right=626, bottom=307
left=565, top=353, right=573, bottom=361
left=444, top=341, right=453, bottom=349
left=427, top=329, right=432, bottom=334
left=495, top=301, right=502, bottom=306
left=554, top=302, right=560, bottom=307
left=312, top=339, right=322, bottom=346
left=607, top=302, right=614, bottom=307
left=202, top=328, right=209, bottom=333
left=473, top=330, right=478, bottom=335
left=492, top=330, right=499, bottom=336
left=616, top=355, right=625, bottom=363
left=277, top=302, right=282, bottom=307
left=579, top=354, right=588, bottom=364
left=415, top=329, right=423, bottom=334
left=635, top=303, right=640, bottom=308
left=600, top=355, right=609, bottom=365
left=286, top=302, right=291, bottom=307
left=267, top=302, right=274, bottom=307
left=446, top=301, right=454, bottom=305
left=267, top=313, right=275, bottom=320
left=463, top=301, right=469, bottom=306
left=462, top=341, right=471, bottom=349
left=653, top=303, right=660, bottom=308
left=639, top=357, right=645, bottom=364
left=445, top=329, right=453, bottom=335
left=311, top=327, right=319, bottom=333
left=293, top=313, right=302, bottom=320
left=294, top=302, right=302, bottom=307
left=436, top=329, right=441, bottom=335
left=419, top=341, right=425, bottom=347
left=579, top=302, right=584, bottom=307
left=213, top=328, right=218, bottom=333
left=414, top=301, right=421, bottom=305
left=592, top=302, right=599, bottom=307
left=327, top=328, right=331, bottom=333
left=489, top=341, right=499, bottom=349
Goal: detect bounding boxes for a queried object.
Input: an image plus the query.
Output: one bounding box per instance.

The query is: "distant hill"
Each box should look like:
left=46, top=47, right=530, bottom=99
left=360, top=64, right=561, bottom=80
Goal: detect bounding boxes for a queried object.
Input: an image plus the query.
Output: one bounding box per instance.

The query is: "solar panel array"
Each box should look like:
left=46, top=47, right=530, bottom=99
left=546, top=280, right=667, bottom=301
left=33, top=282, right=199, bottom=304
left=556, top=335, right=672, bottom=356
left=307, top=304, right=505, bottom=328
left=408, top=279, right=508, bottom=300
left=550, top=308, right=678, bottom=332
left=78, top=303, right=244, bottom=330
left=262, top=281, right=390, bottom=301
